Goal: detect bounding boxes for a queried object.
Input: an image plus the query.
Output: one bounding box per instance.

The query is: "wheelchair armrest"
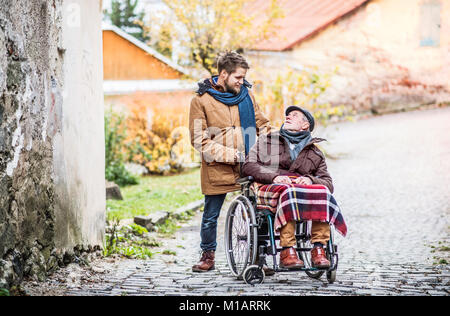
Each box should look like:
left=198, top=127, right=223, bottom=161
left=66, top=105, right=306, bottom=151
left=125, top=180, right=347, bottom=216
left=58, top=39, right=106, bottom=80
left=237, top=176, right=254, bottom=185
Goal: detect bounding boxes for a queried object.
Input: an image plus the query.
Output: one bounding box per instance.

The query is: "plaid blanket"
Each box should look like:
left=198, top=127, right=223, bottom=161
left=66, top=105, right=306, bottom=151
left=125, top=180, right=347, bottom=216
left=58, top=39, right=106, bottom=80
left=252, top=179, right=347, bottom=237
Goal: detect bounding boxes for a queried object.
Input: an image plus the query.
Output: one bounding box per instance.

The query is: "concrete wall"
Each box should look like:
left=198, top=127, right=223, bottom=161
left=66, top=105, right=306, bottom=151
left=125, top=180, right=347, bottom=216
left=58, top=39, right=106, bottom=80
left=56, top=0, right=105, bottom=250
left=0, top=0, right=105, bottom=287
left=248, top=0, right=450, bottom=113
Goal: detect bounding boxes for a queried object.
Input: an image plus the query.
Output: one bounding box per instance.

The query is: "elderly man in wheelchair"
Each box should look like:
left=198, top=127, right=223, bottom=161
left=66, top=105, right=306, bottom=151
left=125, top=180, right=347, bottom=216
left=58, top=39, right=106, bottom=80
left=224, top=106, right=347, bottom=284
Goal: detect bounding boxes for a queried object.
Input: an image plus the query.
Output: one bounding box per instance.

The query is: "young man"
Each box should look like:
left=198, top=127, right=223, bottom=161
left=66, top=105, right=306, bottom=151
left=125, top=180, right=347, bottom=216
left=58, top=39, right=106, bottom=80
left=242, top=106, right=347, bottom=269
left=189, top=51, right=271, bottom=272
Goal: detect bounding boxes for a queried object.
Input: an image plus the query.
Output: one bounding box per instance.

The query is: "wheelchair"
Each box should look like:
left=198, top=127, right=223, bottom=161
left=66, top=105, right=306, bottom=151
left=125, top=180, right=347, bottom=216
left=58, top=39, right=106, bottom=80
left=224, top=176, right=339, bottom=285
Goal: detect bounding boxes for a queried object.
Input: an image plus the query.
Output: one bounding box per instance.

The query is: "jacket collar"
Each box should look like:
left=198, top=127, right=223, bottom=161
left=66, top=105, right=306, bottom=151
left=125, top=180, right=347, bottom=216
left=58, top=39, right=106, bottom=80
left=209, top=77, right=225, bottom=92
left=196, top=77, right=225, bottom=95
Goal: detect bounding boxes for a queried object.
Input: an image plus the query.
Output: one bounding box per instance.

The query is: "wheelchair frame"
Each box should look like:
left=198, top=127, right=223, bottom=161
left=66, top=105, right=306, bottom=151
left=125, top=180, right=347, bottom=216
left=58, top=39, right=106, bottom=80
left=224, top=176, right=339, bottom=285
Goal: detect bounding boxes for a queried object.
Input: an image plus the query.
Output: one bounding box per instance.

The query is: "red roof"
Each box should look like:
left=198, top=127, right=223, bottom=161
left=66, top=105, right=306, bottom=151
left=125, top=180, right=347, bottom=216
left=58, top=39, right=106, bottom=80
left=248, top=0, right=370, bottom=51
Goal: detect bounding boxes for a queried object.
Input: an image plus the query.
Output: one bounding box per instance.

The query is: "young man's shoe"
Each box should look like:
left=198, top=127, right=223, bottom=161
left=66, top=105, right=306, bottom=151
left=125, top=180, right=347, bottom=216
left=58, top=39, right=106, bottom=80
left=192, top=250, right=215, bottom=272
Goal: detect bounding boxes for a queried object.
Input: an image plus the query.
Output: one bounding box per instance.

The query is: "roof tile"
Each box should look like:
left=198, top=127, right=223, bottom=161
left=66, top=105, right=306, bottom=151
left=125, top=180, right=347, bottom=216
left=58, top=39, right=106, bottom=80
left=249, top=0, right=370, bottom=51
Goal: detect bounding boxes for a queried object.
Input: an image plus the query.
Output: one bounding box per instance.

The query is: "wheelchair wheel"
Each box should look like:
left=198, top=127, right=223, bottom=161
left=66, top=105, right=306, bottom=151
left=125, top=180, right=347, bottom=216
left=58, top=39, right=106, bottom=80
left=327, top=270, right=336, bottom=284
left=298, top=221, right=325, bottom=280
left=243, top=265, right=265, bottom=285
left=224, top=195, right=258, bottom=278
left=326, top=226, right=338, bottom=284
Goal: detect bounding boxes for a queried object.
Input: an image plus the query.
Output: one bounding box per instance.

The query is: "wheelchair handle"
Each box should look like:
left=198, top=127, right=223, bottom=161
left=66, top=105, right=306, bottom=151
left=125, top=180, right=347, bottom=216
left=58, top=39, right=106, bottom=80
left=237, top=176, right=254, bottom=185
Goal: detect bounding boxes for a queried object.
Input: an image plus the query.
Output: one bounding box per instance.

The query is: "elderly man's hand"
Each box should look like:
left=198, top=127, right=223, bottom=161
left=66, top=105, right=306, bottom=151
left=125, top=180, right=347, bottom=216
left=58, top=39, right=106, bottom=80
left=273, top=176, right=292, bottom=184
left=293, top=176, right=312, bottom=185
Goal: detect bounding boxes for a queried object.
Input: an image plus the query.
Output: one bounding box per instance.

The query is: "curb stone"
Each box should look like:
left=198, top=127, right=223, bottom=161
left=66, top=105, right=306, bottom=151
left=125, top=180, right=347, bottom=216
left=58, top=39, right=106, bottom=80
left=134, top=199, right=204, bottom=230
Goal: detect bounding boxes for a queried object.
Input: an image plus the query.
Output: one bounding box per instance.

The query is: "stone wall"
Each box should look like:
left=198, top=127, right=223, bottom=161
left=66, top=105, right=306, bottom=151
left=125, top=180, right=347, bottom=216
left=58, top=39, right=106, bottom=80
left=0, top=0, right=105, bottom=288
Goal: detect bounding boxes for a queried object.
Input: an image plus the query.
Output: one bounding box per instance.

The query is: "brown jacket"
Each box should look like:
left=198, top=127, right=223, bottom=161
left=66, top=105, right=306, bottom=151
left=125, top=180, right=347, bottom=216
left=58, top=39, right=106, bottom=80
left=189, top=90, right=271, bottom=195
left=242, top=131, right=334, bottom=193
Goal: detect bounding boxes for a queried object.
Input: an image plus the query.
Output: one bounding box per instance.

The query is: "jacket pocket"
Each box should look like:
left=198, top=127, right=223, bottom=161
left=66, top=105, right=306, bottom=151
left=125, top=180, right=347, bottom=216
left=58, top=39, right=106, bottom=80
left=307, top=149, right=323, bottom=170
left=292, top=159, right=314, bottom=175
left=206, top=162, right=237, bottom=186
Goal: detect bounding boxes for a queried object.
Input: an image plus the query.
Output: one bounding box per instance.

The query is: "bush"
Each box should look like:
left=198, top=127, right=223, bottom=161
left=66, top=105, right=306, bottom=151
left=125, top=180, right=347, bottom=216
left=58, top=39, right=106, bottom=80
left=124, top=102, right=194, bottom=175
left=105, top=162, right=138, bottom=187
left=0, top=288, right=9, bottom=296
left=254, top=67, right=352, bottom=128
left=104, top=109, right=139, bottom=186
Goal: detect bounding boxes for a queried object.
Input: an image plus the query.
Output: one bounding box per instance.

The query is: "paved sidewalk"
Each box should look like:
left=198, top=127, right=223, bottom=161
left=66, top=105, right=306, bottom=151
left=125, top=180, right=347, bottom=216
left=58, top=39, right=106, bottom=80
left=24, top=107, right=450, bottom=296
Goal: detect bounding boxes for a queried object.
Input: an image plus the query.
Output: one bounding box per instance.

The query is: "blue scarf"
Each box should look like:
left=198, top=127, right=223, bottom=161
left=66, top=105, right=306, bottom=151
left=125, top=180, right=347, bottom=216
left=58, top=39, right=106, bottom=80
left=200, top=76, right=256, bottom=155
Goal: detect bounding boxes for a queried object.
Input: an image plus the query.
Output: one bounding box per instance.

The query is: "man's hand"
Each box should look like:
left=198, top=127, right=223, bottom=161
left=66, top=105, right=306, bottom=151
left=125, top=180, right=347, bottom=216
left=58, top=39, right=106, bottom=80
left=273, top=176, right=292, bottom=184
left=235, top=151, right=245, bottom=163
left=293, top=176, right=312, bottom=185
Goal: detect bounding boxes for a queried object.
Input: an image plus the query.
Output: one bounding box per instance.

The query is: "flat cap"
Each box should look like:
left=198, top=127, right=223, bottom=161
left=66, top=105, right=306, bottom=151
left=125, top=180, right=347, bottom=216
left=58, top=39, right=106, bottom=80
left=285, top=106, right=315, bottom=131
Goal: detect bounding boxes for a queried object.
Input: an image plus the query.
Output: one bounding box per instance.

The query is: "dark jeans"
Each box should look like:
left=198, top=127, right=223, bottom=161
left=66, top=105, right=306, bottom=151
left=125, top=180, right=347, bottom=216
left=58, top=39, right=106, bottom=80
left=200, top=194, right=227, bottom=252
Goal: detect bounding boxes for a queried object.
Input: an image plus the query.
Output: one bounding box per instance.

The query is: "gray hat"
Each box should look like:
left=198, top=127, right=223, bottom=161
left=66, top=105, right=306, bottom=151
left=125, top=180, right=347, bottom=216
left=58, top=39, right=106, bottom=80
left=285, top=106, right=315, bottom=131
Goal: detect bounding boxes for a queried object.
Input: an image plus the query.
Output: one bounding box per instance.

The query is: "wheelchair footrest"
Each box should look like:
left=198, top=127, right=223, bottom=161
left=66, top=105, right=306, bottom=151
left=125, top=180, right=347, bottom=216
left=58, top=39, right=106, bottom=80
left=274, top=267, right=329, bottom=272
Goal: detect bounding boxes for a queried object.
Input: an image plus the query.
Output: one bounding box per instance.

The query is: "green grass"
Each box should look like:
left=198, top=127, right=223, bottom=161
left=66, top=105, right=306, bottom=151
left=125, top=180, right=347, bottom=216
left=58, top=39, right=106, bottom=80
left=106, top=168, right=203, bottom=221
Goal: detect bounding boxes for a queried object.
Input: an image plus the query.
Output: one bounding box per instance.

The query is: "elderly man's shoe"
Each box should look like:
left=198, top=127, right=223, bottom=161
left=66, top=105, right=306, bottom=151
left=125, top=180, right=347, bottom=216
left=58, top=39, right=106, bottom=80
left=192, top=250, right=215, bottom=272
left=280, top=247, right=304, bottom=269
left=311, top=246, right=330, bottom=268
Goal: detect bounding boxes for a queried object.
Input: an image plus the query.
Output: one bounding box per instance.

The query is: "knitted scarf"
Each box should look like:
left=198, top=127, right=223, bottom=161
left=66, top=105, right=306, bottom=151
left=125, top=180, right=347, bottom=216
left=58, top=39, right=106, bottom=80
left=197, top=76, right=256, bottom=155
left=279, top=125, right=312, bottom=161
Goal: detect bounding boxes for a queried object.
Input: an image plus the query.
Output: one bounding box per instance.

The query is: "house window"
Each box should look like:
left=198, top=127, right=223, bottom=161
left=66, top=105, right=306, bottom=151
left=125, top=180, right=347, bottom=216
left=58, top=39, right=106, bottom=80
left=420, top=0, right=441, bottom=47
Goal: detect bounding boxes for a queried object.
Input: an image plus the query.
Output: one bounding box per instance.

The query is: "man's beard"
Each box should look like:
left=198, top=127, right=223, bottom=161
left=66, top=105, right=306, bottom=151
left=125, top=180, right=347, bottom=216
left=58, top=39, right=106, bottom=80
left=224, top=79, right=240, bottom=95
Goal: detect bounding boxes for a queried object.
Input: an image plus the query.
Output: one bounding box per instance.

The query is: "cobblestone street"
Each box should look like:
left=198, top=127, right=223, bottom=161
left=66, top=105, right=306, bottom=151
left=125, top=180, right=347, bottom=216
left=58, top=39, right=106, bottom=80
left=24, top=107, right=450, bottom=296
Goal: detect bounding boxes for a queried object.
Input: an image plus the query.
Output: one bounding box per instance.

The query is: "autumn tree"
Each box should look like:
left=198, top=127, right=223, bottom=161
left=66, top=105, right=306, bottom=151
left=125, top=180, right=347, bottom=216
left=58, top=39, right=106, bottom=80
left=144, top=0, right=283, bottom=74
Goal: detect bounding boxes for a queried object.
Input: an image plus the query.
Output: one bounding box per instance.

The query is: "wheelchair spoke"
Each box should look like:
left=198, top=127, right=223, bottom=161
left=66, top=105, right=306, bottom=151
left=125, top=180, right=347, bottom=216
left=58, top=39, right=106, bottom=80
left=232, top=203, right=249, bottom=272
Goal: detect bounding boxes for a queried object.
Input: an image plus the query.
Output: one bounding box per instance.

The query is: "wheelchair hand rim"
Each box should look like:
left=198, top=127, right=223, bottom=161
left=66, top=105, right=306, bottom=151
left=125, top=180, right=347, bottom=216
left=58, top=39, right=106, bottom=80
left=224, top=196, right=258, bottom=278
